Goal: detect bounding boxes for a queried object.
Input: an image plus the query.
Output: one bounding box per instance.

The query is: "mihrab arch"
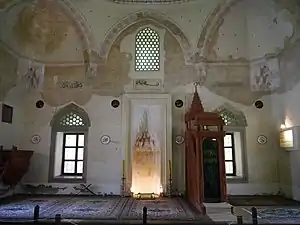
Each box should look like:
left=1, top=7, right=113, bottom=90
left=98, top=10, right=192, bottom=63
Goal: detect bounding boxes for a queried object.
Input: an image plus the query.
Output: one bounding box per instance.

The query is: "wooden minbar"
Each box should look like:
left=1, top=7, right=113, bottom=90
left=185, top=83, right=226, bottom=212
left=0, top=146, right=33, bottom=186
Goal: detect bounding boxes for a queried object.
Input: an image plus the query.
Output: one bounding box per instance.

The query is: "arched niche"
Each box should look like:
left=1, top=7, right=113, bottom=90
left=98, top=10, right=192, bottom=63
left=48, top=103, right=91, bottom=183
left=93, top=18, right=195, bottom=94
left=213, top=103, right=247, bottom=127
left=213, top=103, right=248, bottom=181
left=50, top=103, right=91, bottom=128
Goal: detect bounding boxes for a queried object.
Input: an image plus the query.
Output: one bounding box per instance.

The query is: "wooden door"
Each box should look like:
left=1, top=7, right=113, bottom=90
left=202, top=138, right=221, bottom=203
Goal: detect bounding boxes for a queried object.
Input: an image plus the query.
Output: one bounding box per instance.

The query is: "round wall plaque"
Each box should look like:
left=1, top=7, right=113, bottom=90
left=257, top=135, right=267, bottom=145
left=100, top=135, right=111, bottom=145
left=175, top=99, right=183, bottom=108
left=31, top=135, right=41, bottom=144
left=36, top=100, right=44, bottom=109
left=175, top=135, right=185, bottom=145
left=255, top=100, right=264, bottom=109
left=111, top=100, right=120, bottom=108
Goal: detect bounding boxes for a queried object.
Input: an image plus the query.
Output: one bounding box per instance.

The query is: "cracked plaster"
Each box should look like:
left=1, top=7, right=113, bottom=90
left=0, top=0, right=300, bottom=106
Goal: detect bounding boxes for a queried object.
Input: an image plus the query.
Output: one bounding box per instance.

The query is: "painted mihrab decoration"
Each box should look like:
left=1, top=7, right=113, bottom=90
left=250, top=58, right=281, bottom=92
left=132, top=110, right=161, bottom=194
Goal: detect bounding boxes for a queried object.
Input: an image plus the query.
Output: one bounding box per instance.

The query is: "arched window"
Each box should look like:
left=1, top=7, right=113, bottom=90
left=135, top=27, right=160, bottom=72
left=219, top=108, right=247, bottom=127
left=49, top=103, right=91, bottom=183
left=214, top=104, right=248, bottom=181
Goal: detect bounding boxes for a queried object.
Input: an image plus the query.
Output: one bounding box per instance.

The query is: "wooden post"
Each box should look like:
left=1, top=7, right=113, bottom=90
left=251, top=207, right=258, bottom=225
left=237, top=216, right=243, bottom=225
left=33, top=205, right=39, bottom=224
left=55, top=214, right=61, bottom=225
left=142, top=206, right=147, bottom=224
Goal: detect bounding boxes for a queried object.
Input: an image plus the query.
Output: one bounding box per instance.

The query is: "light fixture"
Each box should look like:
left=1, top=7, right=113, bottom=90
left=280, top=124, right=286, bottom=129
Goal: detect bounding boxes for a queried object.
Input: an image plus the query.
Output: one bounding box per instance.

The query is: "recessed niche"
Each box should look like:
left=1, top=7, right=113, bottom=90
left=1, top=104, right=13, bottom=124
left=111, top=99, right=120, bottom=108
left=255, top=100, right=264, bottom=109
left=36, top=100, right=44, bottom=109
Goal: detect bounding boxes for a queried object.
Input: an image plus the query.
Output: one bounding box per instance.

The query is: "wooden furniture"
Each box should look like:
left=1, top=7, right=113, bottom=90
left=185, top=85, right=226, bottom=212
left=0, top=146, right=33, bottom=186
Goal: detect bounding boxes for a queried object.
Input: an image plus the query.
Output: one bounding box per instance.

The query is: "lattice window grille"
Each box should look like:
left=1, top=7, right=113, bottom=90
left=135, top=27, right=160, bottom=71
left=60, top=112, right=84, bottom=126
left=220, top=111, right=238, bottom=126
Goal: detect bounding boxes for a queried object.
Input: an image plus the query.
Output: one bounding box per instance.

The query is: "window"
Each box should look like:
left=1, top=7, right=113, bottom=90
left=224, top=133, right=236, bottom=176
left=60, top=112, right=84, bottom=126
left=49, top=103, right=90, bottom=183
left=215, top=104, right=248, bottom=181
left=62, top=133, right=84, bottom=175
left=135, top=27, right=160, bottom=72
left=221, top=110, right=238, bottom=126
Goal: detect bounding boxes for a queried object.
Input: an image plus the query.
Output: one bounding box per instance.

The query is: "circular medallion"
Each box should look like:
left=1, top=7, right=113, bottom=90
left=257, top=135, right=267, bottom=145
left=175, top=99, right=183, bottom=108
left=111, top=100, right=120, bottom=108
left=100, top=135, right=111, bottom=145
left=255, top=100, right=264, bottom=109
left=36, top=100, right=44, bottom=109
left=175, top=135, right=185, bottom=145
left=31, top=135, right=41, bottom=144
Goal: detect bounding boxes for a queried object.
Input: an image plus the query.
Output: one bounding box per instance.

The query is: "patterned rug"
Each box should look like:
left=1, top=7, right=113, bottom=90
left=44, top=197, right=127, bottom=220
left=0, top=197, right=59, bottom=220
left=120, top=198, right=204, bottom=221
left=244, top=207, right=300, bottom=224
left=0, top=196, right=210, bottom=222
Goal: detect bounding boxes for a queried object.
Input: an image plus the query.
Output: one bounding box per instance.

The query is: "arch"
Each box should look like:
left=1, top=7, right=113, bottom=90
left=196, top=0, right=243, bottom=59
left=98, top=10, right=192, bottom=62
left=50, top=103, right=91, bottom=128
left=3, top=0, right=94, bottom=66
left=213, top=103, right=247, bottom=126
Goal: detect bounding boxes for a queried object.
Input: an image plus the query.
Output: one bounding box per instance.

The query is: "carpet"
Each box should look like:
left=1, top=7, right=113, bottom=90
left=120, top=198, right=203, bottom=221
left=244, top=207, right=300, bottom=224
left=44, top=197, right=127, bottom=220
left=228, top=195, right=300, bottom=206
left=0, top=196, right=210, bottom=222
left=0, top=197, right=59, bottom=220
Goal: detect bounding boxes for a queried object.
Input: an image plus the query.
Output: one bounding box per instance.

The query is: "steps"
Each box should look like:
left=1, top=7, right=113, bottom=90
left=203, top=202, right=237, bottom=223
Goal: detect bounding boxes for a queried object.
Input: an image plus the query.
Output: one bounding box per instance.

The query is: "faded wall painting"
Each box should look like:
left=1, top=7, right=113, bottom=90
left=250, top=58, right=281, bottom=92
left=18, top=59, right=44, bottom=91
left=131, top=105, right=163, bottom=195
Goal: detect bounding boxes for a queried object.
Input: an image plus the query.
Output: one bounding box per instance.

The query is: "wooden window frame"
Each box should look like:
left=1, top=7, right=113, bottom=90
left=224, top=132, right=236, bottom=176
left=61, top=133, right=84, bottom=176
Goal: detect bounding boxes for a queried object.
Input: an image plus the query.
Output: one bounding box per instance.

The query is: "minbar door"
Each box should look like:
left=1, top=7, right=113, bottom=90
left=202, top=138, right=221, bottom=203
